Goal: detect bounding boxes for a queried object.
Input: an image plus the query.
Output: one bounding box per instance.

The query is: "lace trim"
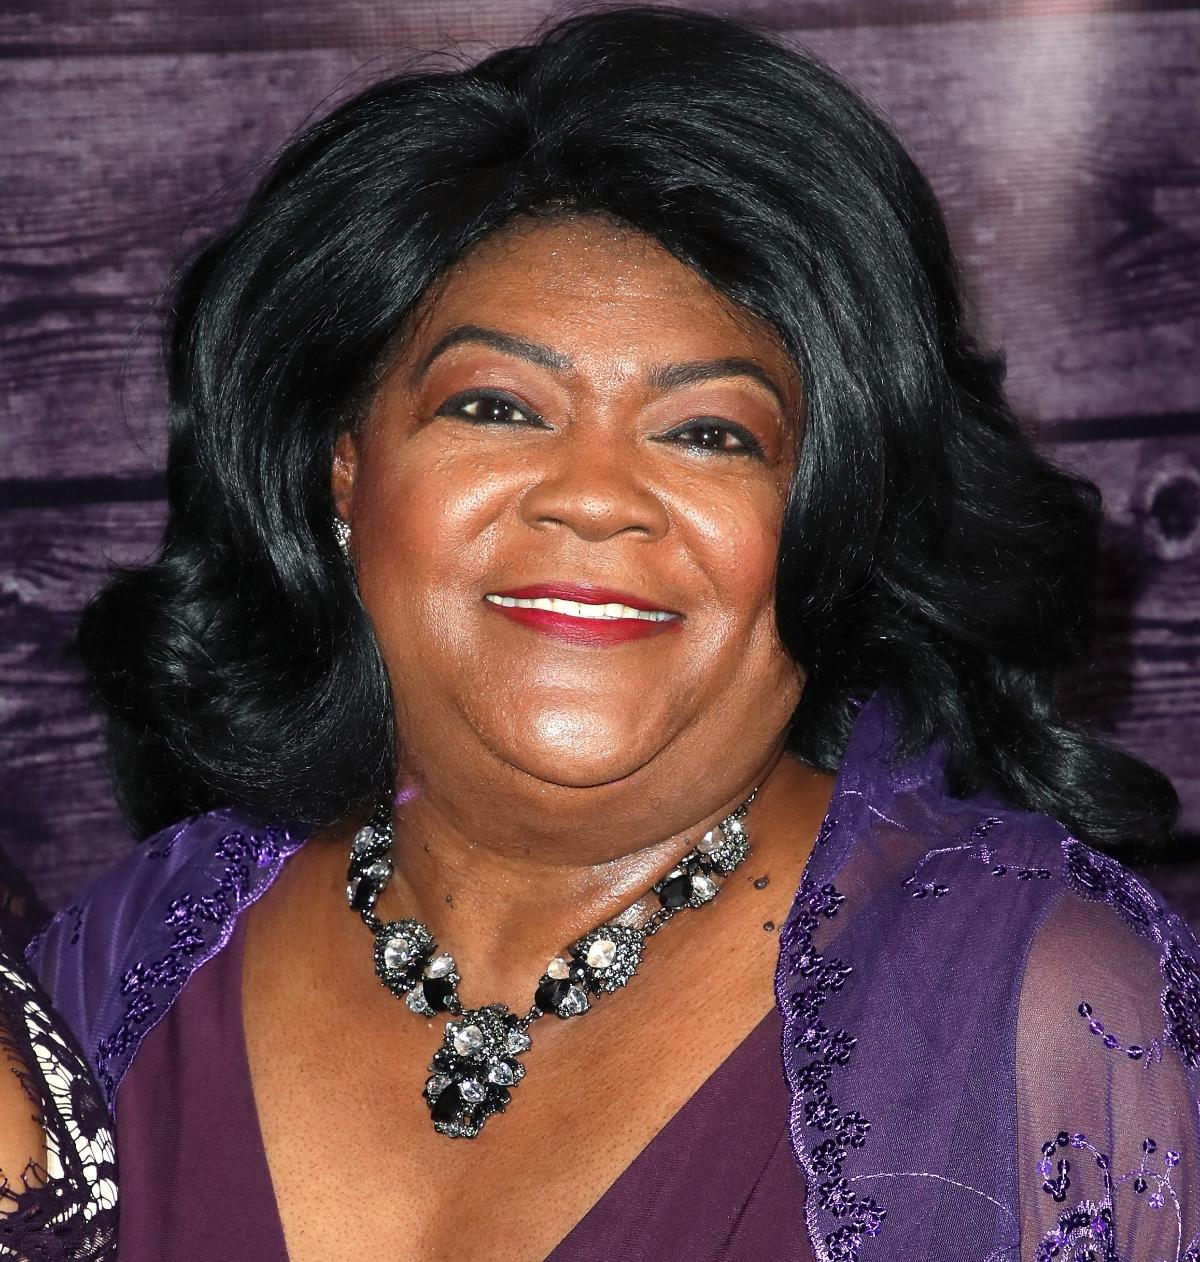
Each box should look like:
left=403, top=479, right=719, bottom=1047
left=777, top=813, right=885, bottom=1262
left=95, top=820, right=304, bottom=1105
left=1027, top=839, right=1200, bottom=1261
left=899, top=825, right=1200, bottom=1075
left=0, top=955, right=116, bottom=1261
left=781, top=786, right=1200, bottom=1262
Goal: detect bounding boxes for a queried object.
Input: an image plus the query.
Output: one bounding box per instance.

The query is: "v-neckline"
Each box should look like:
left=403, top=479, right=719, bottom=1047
left=229, top=911, right=784, bottom=1261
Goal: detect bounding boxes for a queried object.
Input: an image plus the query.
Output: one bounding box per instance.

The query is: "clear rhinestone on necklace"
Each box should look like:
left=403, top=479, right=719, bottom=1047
left=346, top=790, right=756, bottom=1138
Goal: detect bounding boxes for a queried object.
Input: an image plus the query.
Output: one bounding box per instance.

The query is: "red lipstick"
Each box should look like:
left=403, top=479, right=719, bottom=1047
left=483, top=583, right=683, bottom=646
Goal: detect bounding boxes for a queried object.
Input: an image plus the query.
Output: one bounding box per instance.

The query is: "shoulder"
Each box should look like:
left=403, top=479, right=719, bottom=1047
left=1005, top=840, right=1200, bottom=1256
left=909, top=805, right=1197, bottom=1024
left=784, top=782, right=1200, bottom=1259
left=1021, top=836, right=1199, bottom=1056
left=26, top=810, right=305, bottom=1105
left=889, top=800, right=1198, bottom=1065
left=921, top=814, right=1200, bottom=1249
left=786, top=697, right=1200, bottom=1257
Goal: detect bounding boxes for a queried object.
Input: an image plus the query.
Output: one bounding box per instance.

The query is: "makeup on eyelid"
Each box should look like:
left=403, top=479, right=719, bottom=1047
left=426, top=381, right=774, bottom=459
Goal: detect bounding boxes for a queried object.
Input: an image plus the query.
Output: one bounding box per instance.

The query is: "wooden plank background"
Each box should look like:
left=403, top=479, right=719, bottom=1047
left=1, top=0, right=1197, bottom=927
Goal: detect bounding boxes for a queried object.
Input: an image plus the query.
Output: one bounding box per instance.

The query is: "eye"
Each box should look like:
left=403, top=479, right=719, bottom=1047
left=437, top=390, right=544, bottom=427
left=663, top=419, right=764, bottom=459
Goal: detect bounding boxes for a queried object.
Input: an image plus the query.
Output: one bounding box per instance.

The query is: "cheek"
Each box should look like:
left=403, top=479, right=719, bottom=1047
left=352, top=450, right=511, bottom=640
left=686, top=486, right=785, bottom=625
left=676, top=482, right=795, bottom=708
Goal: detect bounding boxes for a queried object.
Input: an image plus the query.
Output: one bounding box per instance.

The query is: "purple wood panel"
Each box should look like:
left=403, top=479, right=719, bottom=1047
left=0, top=0, right=1194, bottom=55
left=1049, top=434, right=1200, bottom=815
left=798, top=13, right=1200, bottom=426
left=0, top=500, right=163, bottom=910
left=2, top=13, right=1197, bottom=479
left=0, top=1, right=1197, bottom=924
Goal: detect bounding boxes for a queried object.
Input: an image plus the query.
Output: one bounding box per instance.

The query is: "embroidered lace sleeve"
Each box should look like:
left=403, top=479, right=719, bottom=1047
left=768, top=694, right=1200, bottom=1260
left=0, top=946, right=117, bottom=1261
left=1015, top=843, right=1200, bottom=1261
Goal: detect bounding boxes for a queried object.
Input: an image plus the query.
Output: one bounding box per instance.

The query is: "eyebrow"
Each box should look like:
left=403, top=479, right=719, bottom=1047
left=648, top=358, right=787, bottom=412
left=419, top=323, right=787, bottom=411
left=419, top=324, right=571, bottom=374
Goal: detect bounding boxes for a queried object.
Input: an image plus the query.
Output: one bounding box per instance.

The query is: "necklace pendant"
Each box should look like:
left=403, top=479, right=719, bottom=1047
left=351, top=787, right=757, bottom=1140
left=425, top=1005, right=530, bottom=1139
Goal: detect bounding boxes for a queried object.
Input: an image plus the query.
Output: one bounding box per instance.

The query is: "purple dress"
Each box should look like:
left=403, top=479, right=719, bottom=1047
left=110, top=914, right=807, bottom=1259
left=27, top=692, right=1200, bottom=1259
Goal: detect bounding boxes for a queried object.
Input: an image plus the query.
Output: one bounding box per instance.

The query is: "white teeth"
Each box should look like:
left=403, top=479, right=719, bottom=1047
left=485, top=594, right=674, bottom=622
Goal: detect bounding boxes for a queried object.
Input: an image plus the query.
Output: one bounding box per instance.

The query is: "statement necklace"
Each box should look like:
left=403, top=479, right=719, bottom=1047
left=346, top=792, right=756, bottom=1139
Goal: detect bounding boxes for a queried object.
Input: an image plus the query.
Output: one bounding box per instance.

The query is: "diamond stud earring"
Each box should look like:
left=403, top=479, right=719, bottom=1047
left=333, top=515, right=351, bottom=555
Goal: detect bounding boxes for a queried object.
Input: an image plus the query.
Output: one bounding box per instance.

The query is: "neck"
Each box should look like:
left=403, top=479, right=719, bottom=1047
left=362, top=741, right=816, bottom=1007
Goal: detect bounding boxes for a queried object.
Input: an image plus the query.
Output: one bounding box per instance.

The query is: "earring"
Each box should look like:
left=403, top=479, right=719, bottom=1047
left=333, top=515, right=351, bottom=555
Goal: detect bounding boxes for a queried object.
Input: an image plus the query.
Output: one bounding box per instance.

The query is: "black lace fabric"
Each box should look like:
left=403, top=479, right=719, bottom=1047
left=0, top=950, right=116, bottom=1261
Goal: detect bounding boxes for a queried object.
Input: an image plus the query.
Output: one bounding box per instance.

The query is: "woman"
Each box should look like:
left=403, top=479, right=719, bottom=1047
left=5, top=6, right=1197, bottom=1259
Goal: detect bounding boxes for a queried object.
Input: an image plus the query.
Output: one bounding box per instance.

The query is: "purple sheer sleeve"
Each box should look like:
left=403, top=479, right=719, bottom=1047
left=27, top=812, right=306, bottom=1108
left=775, top=693, right=1200, bottom=1262
left=1015, top=848, right=1200, bottom=1259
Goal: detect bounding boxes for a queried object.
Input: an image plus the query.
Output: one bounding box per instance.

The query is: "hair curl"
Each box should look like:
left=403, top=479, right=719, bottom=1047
left=79, top=5, right=1178, bottom=855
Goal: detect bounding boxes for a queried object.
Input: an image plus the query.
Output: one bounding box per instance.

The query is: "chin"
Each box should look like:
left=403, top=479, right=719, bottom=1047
left=486, top=708, right=664, bottom=790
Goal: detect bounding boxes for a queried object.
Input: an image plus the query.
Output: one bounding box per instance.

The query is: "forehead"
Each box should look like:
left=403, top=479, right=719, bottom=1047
left=400, top=215, right=798, bottom=390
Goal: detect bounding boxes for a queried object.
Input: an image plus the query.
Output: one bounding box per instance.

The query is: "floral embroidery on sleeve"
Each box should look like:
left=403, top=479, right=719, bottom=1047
left=1063, top=840, right=1200, bottom=1072
left=1035, top=1131, right=1196, bottom=1262
left=95, top=822, right=302, bottom=1103
left=778, top=846, right=886, bottom=1262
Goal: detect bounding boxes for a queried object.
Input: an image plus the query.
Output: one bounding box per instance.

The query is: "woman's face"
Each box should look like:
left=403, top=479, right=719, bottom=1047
left=334, top=217, right=805, bottom=799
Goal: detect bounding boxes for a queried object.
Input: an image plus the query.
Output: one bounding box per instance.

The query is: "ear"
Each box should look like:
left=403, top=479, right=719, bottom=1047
left=331, top=430, right=359, bottom=525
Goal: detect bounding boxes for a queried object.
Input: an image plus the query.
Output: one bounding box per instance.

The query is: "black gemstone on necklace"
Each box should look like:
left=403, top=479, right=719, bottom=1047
left=352, top=790, right=756, bottom=1139
left=431, top=1083, right=464, bottom=1125
left=657, top=872, right=693, bottom=910
left=535, top=977, right=570, bottom=1013
left=422, top=977, right=456, bottom=1011
left=348, top=876, right=377, bottom=914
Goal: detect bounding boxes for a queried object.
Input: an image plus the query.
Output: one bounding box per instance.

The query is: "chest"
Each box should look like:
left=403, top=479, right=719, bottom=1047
left=243, top=906, right=790, bottom=1261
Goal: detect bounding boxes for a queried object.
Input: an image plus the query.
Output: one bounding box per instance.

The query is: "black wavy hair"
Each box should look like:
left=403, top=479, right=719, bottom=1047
left=79, top=4, right=1178, bottom=854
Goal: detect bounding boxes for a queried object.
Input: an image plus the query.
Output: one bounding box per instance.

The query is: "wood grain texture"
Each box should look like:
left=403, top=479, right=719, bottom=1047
left=1, top=0, right=1195, bottom=57
left=0, top=499, right=164, bottom=910
left=796, top=12, right=1200, bottom=425
left=2, top=12, right=1198, bottom=478
left=1, top=433, right=1196, bottom=914
left=0, top=49, right=369, bottom=481
left=1047, top=433, right=1200, bottom=831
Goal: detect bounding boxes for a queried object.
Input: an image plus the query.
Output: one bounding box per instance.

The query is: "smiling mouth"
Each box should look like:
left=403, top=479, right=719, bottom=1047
left=484, top=594, right=676, bottom=623
left=482, top=584, right=683, bottom=644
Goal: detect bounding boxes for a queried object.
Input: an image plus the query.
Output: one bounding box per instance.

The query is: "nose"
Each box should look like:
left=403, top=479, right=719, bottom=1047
left=517, top=429, right=670, bottom=544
